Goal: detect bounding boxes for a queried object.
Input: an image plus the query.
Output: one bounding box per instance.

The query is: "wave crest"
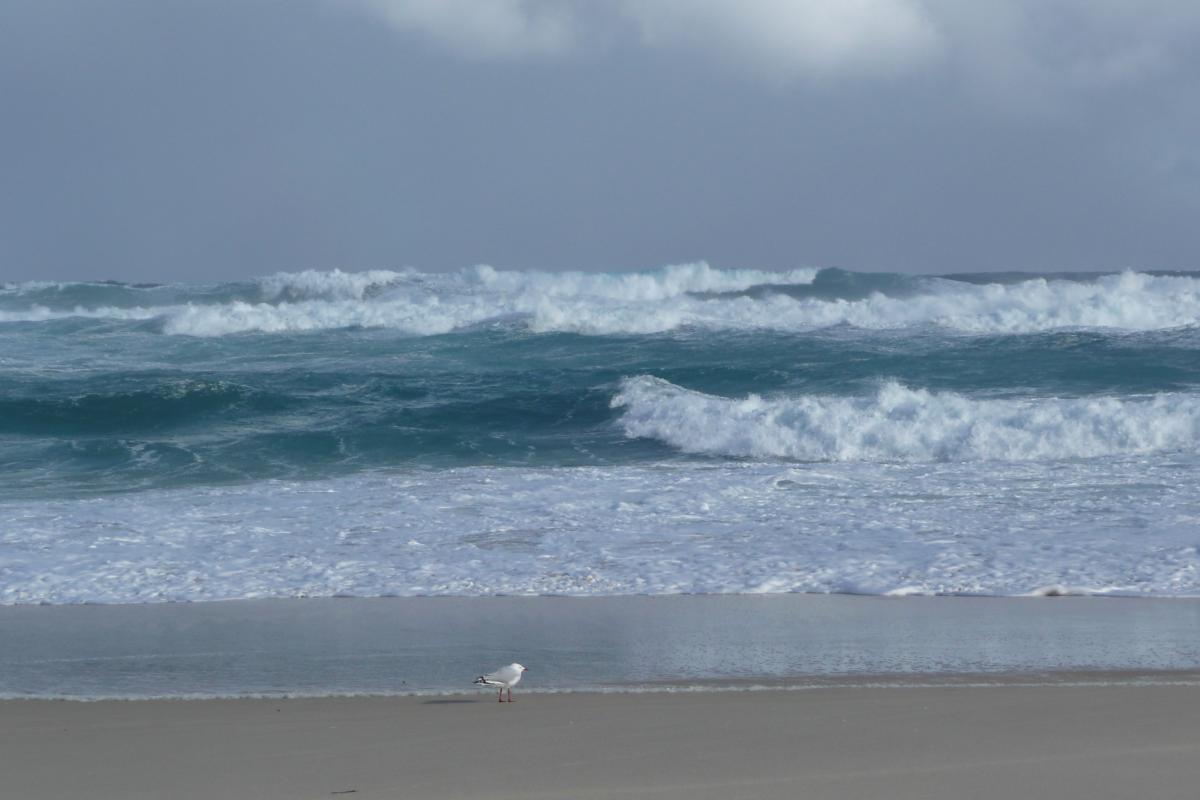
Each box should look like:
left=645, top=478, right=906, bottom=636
left=467, top=262, right=819, bottom=300
left=611, top=376, right=1200, bottom=462
left=255, top=269, right=412, bottom=302
left=0, top=305, right=161, bottom=323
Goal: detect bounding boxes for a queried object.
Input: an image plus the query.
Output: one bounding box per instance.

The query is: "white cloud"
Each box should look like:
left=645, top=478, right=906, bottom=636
left=349, top=0, right=577, bottom=57
left=619, top=0, right=942, bottom=80
left=344, top=0, right=1200, bottom=95
left=345, top=0, right=943, bottom=77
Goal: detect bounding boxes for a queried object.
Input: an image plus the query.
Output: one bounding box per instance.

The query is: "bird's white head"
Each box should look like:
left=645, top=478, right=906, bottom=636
left=513, top=663, right=527, bottom=672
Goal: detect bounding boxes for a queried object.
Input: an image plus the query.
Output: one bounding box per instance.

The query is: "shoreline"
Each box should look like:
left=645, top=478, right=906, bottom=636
left=10, top=586, right=1200, bottom=606
left=7, top=671, right=1200, bottom=705
left=6, top=666, right=1200, bottom=703
left=3, top=594, right=1199, bottom=700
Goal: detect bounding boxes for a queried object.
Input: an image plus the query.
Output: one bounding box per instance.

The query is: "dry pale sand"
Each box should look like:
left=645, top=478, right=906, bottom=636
left=4, top=680, right=1200, bottom=799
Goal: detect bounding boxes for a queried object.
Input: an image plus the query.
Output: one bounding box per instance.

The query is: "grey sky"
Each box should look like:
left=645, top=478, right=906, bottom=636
left=2, top=0, right=1198, bottom=282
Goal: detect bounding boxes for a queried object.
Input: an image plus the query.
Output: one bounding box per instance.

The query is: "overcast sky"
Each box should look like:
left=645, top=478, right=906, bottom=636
left=2, top=0, right=1198, bottom=282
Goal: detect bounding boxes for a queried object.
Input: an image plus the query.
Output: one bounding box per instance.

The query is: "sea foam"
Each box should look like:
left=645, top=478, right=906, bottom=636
left=3, top=459, right=1198, bottom=603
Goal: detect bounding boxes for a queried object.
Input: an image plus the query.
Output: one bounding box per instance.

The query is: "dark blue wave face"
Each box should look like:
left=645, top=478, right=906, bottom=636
left=2, top=267, right=1200, bottom=500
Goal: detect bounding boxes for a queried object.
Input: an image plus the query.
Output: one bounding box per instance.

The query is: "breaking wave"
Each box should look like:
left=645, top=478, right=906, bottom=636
left=611, top=376, right=1200, bottom=462
left=3, top=266, right=1199, bottom=336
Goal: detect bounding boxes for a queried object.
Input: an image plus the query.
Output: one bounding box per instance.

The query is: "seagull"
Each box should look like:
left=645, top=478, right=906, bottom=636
left=474, top=663, right=528, bottom=703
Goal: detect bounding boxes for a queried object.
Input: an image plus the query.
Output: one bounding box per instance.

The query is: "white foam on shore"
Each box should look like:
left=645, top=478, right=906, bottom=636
left=2, top=457, right=1198, bottom=604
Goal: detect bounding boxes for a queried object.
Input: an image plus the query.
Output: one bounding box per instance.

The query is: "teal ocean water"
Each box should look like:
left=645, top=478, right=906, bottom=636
left=2, top=265, right=1199, bottom=602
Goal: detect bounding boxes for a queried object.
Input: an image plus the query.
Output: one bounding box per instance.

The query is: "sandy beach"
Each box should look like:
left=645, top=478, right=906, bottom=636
left=3, top=679, right=1200, bottom=799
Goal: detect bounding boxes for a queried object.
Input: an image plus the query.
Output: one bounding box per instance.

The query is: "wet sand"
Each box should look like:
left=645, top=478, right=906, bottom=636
left=5, top=595, right=1200, bottom=697
left=5, top=679, right=1200, bottom=799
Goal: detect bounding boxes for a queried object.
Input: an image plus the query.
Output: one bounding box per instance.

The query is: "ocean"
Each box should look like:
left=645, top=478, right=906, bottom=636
left=2, top=263, right=1199, bottom=605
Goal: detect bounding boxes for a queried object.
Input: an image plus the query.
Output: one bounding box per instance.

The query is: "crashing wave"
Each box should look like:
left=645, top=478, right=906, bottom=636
left=611, top=375, right=1200, bottom=462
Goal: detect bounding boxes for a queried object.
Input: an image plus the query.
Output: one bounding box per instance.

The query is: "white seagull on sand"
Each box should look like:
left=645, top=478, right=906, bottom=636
left=474, top=663, right=528, bottom=703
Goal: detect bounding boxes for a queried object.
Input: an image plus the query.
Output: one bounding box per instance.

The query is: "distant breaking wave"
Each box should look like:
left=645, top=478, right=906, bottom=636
left=2, top=265, right=1199, bottom=336
left=256, top=268, right=413, bottom=302
left=168, top=263, right=823, bottom=336
left=612, top=376, right=1200, bottom=462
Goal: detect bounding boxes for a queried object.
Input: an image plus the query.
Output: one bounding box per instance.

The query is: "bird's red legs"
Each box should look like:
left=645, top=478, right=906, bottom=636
left=497, top=687, right=504, bottom=703
left=507, top=687, right=514, bottom=703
